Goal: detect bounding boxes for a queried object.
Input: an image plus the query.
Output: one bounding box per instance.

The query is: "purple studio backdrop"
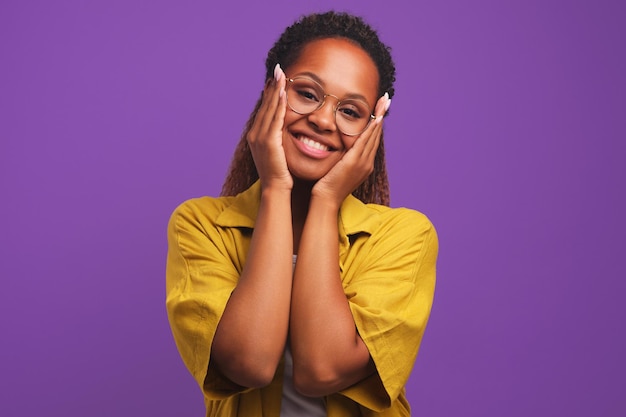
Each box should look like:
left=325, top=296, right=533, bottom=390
left=1, top=0, right=624, bottom=416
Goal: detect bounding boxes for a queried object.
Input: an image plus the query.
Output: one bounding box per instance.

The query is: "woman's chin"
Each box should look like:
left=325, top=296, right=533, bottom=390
left=287, top=166, right=330, bottom=185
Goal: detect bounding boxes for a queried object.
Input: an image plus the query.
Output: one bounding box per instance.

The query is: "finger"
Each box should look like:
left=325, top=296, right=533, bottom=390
left=256, top=64, right=285, bottom=136
left=378, top=92, right=391, bottom=117
left=361, top=93, right=388, bottom=159
left=364, top=92, right=389, bottom=134
left=364, top=122, right=382, bottom=161
left=370, top=92, right=390, bottom=139
left=248, top=85, right=274, bottom=142
left=269, top=66, right=287, bottom=131
left=353, top=121, right=379, bottom=164
left=349, top=94, right=386, bottom=156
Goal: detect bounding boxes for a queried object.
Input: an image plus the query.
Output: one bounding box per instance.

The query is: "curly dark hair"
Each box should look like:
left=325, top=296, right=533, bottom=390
left=221, top=11, right=396, bottom=206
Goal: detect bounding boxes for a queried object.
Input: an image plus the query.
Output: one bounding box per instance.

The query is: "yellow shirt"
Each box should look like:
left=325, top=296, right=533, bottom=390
left=166, top=181, right=438, bottom=417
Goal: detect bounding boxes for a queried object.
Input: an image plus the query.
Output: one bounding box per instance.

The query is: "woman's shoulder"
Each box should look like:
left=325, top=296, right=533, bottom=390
left=168, top=194, right=241, bottom=233
left=359, top=201, right=436, bottom=235
left=169, top=183, right=261, bottom=231
left=371, top=203, right=432, bottom=221
left=171, top=194, right=233, bottom=216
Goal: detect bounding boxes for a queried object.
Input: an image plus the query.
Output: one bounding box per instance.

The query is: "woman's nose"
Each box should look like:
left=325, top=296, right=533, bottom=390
left=307, top=98, right=338, bottom=132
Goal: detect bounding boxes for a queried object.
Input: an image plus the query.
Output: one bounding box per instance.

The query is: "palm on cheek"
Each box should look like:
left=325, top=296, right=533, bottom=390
left=313, top=95, right=388, bottom=205
left=247, top=65, right=293, bottom=191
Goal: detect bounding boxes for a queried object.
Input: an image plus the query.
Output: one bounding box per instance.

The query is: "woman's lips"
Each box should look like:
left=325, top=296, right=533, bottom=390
left=300, top=136, right=329, bottom=151
left=292, top=133, right=335, bottom=158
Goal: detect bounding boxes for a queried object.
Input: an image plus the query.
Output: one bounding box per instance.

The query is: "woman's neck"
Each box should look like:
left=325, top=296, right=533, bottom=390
left=290, top=179, right=314, bottom=254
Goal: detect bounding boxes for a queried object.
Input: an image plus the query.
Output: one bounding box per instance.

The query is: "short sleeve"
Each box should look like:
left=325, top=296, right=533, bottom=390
left=339, top=208, right=438, bottom=411
left=165, top=199, right=250, bottom=399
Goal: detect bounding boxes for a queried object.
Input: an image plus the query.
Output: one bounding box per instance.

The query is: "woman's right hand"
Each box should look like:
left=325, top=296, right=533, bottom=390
left=246, top=64, right=292, bottom=191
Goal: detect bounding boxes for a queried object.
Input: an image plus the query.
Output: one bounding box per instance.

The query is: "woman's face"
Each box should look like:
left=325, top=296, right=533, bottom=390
left=281, top=37, right=380, bottom=182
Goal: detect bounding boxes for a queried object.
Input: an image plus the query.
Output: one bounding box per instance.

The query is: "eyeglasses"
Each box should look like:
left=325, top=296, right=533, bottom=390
left=286, top=77, right=376, bottom=136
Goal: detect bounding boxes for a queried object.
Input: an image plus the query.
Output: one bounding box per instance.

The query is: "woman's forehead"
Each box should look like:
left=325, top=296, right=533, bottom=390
left=286, top=38, right=379, bottom=104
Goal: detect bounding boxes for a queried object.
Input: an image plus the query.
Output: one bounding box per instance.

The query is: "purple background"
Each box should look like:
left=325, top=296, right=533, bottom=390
left=1, top=0, right=624, bottom=416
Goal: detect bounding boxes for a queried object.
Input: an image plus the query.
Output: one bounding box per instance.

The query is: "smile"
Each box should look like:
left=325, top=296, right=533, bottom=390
left=298, top=136, right=330, bottom=151
left=290, top=132, right=336, bottom=159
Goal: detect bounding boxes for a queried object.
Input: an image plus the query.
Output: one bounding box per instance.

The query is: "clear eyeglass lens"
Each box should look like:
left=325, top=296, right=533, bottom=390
left=287, top=78, right=372, bottom=136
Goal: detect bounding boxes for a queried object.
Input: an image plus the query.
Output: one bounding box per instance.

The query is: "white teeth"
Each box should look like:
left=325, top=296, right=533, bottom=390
left=299, top=136, right=329, bottom=151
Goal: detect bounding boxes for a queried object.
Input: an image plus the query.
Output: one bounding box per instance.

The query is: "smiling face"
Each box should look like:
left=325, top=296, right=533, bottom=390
left=281, top=37, right=380, bottom=182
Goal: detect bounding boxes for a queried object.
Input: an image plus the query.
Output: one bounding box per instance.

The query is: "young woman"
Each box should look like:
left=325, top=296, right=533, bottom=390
left=166, top=11, right=438, bottom=417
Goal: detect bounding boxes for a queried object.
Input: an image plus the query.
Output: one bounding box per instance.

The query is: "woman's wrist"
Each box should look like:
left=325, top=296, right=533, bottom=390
left=260, top=182, right=293, bottom=200
left=309, top=191, right=343, bottom=214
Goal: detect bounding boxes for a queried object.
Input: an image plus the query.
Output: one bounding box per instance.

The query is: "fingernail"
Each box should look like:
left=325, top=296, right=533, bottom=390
left=274, top=63, right=281, bottom=82
left=382, top=92, right=390, bottom=112
left=385, top=97, right=392, bottom=112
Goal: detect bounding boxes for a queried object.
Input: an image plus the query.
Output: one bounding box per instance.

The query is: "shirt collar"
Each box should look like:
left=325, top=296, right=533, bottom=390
left=215, top=181, right=262, bottom=229
left=215, top=180, right=380, bottom=237
left=338, top=193, right=380, bottom=236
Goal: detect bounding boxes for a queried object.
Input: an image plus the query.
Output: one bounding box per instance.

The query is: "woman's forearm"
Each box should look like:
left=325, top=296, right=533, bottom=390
left=212, top=186, right=293, bottom=388
left=289, top=195, right=374, bottom=396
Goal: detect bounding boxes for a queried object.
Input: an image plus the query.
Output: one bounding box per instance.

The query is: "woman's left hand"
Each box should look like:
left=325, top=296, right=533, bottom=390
left=311, top=93, right=391, bottom=208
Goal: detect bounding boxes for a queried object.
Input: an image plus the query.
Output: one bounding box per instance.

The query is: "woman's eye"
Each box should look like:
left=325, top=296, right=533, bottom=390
left=338, top=106, right=363, bottom=120
left=297, top=89, right=320, bottom=102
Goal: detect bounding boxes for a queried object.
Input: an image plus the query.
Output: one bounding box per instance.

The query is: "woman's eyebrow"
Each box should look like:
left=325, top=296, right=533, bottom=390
left=292, top=71, right=371, bottom=103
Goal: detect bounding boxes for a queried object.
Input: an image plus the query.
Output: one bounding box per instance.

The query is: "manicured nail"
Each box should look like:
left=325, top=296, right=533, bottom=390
left=274, top=63, right=281, bottom=82
left=382, top=92, right=390, bottom=112
left=385, top=97, right=392, bottom=112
